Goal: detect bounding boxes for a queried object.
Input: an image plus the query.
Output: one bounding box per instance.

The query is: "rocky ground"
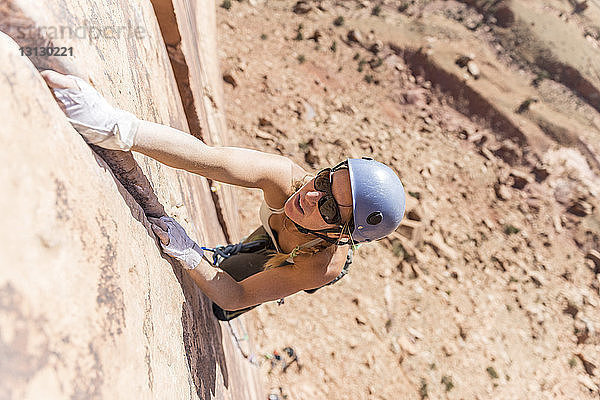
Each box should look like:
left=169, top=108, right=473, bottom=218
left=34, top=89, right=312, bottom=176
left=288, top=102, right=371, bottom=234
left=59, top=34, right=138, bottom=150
left=215, top=1, right=600, bottom=398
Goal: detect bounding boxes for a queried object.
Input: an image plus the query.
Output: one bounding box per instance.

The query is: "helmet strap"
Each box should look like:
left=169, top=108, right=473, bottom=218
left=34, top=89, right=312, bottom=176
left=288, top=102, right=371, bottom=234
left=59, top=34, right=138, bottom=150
left=291, top=220, right=351, bottom=245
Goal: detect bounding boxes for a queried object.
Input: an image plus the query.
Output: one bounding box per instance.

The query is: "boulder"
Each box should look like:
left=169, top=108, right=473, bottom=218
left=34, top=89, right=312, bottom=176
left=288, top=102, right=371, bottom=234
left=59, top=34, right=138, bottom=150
left=396, top=220, right=424, bottom=246
left=426, top=232, right=459, bottom=261
left=585, top=250, right=600, bottom=273
left=293, top=0, right=312, bottom=14
left=347, top=29, right=364, bottom=44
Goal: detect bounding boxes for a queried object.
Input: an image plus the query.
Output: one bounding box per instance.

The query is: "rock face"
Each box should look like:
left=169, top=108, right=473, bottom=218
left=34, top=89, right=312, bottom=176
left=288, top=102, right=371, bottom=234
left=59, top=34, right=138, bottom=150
left=0, top=0, right=263, bottom=398
left=151, top=0, right=241, bottom=241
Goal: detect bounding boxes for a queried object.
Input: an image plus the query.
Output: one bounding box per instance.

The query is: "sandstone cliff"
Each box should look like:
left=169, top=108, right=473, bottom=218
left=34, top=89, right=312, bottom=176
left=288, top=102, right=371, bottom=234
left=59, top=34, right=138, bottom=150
left=0, top=1, right=262, bottom=399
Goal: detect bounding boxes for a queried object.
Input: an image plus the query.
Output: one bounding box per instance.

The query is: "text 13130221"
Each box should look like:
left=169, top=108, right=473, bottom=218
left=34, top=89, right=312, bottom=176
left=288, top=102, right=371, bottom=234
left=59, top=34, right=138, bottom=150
left=19, top=47, right=73, bottom=57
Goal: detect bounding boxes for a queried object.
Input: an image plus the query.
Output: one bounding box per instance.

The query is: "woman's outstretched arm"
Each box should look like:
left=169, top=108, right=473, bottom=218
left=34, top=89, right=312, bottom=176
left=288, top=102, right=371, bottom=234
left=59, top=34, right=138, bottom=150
left=41, top=70, right=306, bottom=204
left=133, top=120, right=301, bottom=194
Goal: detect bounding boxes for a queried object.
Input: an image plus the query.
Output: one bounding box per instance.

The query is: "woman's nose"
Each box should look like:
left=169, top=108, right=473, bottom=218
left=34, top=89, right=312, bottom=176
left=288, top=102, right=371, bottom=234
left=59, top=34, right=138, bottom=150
left=305, top=190, right=323, bottom=205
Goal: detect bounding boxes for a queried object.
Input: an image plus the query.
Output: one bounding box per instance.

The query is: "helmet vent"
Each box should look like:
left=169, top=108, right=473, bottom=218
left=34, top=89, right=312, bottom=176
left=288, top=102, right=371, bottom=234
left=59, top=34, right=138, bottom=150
left=366, top=211, right=383, bottom=225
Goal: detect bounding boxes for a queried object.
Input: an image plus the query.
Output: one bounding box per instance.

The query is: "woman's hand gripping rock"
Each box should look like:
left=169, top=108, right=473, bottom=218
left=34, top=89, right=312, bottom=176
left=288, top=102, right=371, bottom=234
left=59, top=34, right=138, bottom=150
left=148, top=216, right=204, bottom=270
left=41, top=70, right=139, bottom=151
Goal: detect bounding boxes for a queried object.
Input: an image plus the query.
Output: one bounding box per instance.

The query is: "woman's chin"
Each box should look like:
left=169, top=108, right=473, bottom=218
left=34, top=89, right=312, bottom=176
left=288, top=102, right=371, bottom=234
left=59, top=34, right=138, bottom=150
left=283, top=199, right=296, bottom=220
left=284, top=203, right=308, bottom=228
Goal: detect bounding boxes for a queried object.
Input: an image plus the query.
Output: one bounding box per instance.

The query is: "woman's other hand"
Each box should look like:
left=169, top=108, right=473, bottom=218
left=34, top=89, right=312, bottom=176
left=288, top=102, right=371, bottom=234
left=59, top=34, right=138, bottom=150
left=41, top=70, right=139, bottom=151
left=148, top=216, right=204, bottom=270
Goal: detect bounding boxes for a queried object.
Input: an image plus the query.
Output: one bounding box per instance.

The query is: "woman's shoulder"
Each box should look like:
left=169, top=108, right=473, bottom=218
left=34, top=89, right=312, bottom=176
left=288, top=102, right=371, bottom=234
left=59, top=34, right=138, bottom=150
left=294, top=244, right=347, bottom=282
left=263, top=161, right=311, bottom=207
left=288, top=163, right=312, bottom=195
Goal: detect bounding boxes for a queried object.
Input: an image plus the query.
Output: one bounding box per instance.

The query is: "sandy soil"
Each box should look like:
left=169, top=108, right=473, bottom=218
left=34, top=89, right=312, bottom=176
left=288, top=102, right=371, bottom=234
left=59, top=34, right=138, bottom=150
left=215, top=1, right=600, bottom=398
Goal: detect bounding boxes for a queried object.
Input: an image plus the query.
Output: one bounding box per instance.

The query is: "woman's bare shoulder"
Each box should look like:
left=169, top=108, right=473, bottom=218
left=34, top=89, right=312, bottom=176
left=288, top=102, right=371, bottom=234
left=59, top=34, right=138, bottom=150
left=294, top=244, right=347, bottom=284
left=263, top=160, right=311, bottom=207
left=291, top=161, right=310, bottom=178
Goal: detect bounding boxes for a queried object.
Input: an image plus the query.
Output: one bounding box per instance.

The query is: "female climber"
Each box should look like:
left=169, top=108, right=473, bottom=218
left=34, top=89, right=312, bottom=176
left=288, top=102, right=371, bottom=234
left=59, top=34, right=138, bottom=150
left=41, top=70, right=406, bottom=321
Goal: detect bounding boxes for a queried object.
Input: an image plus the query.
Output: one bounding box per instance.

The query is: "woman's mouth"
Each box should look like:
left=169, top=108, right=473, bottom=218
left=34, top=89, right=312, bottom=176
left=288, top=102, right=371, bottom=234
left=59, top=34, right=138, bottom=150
left=296, top=194, right=304, bottom=214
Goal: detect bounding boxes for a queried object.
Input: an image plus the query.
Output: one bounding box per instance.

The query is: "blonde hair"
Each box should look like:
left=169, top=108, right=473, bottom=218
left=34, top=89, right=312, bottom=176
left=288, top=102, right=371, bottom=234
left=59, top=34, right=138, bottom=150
left=263, top=173, right=354, bottom=270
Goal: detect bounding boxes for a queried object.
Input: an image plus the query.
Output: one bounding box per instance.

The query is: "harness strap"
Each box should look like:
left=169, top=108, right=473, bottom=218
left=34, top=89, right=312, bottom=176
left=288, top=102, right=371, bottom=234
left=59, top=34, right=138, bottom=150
left=298, top=237, right=324, bottom=250
left=287, top=237, right=324, bottom=262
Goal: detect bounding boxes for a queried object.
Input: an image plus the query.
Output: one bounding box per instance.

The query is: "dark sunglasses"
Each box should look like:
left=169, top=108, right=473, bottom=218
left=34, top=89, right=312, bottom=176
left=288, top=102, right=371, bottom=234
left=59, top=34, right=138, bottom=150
left=313, top=163, right=352, bottom=225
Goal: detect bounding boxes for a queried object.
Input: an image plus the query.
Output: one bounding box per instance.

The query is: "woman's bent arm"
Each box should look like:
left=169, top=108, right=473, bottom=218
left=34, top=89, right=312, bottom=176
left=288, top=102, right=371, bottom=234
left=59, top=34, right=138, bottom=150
left=228, top=246, right=347, bottom=310
left=150, top=213, right=347, bottom=311
left=132, top=121, right=303, bottom=197
left=186, top=259, right=246, bottom=310
left=187, top=258, right=336, bottom=311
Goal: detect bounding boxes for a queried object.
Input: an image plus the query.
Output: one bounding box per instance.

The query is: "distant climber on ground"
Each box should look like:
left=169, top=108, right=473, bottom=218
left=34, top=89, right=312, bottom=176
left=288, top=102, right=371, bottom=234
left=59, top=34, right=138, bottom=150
left=41, top=70, right=406, bottom=321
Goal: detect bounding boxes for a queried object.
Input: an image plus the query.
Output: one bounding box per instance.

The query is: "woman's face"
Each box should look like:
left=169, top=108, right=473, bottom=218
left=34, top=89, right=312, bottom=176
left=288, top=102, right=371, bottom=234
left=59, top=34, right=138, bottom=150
left=284, top=169, right=353, bottom=231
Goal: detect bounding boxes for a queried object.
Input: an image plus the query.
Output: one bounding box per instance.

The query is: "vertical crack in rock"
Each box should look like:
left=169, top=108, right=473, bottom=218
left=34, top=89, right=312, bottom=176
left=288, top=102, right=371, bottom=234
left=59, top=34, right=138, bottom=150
left=166, top=41, right=209, bottom=141
left=150, top=0, right=209, bottom=142
left=150, top=0, right=232, bottom=243
left=93, top=147, right=166, bottom=218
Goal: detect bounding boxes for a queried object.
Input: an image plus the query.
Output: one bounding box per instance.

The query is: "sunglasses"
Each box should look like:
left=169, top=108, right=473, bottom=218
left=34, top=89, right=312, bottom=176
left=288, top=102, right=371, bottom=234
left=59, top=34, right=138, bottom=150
left=313, top=164, right=352, bottom=225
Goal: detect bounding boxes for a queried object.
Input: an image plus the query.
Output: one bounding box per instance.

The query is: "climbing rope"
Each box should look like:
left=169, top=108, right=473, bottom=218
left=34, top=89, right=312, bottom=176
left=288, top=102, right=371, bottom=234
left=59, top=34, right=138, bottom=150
left=226, top=320, right=260, bottom=366
left=200, top=239, right=269, bottom=267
